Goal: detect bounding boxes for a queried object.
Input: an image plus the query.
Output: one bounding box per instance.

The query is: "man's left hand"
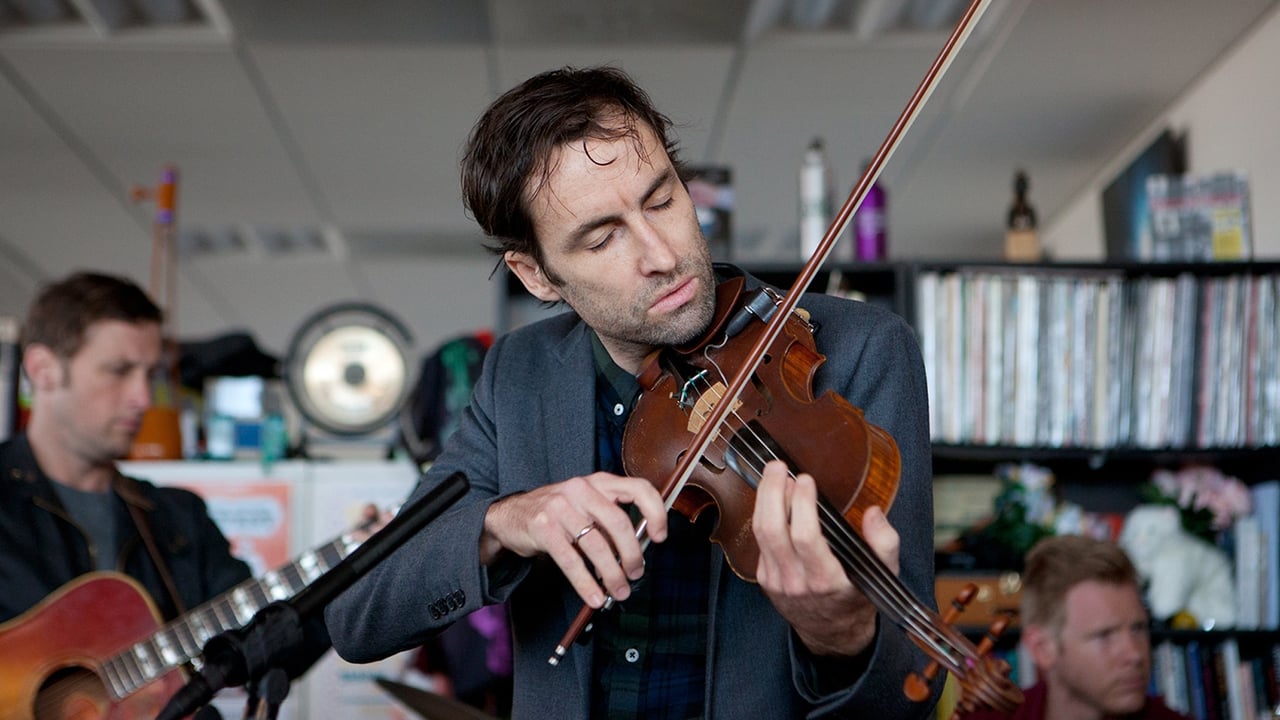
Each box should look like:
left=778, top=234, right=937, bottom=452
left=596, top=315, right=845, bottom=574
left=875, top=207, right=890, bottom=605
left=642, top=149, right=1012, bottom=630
left=752, top=460, right=900, bottom=657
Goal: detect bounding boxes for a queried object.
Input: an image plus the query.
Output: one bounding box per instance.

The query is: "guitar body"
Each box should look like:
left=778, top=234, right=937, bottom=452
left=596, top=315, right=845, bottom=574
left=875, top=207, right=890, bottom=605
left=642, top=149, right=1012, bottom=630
left=0, top=573, right=184, bottom=720
left=0, top=529, right=359, bottom=720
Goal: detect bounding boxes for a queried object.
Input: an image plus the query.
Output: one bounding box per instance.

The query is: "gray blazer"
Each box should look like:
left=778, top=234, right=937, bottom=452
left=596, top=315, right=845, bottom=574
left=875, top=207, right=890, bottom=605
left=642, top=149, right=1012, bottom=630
left=327, top=270, right=939, bottom=719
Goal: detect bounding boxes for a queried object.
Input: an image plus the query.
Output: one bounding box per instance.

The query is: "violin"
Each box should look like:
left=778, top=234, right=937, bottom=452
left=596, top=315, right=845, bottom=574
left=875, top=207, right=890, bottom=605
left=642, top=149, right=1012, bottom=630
left=623, top=276, right=1023, bottom=714
left=622, top=275, right=899, bottom=583
left=549, top=0, right=1023, bottom=712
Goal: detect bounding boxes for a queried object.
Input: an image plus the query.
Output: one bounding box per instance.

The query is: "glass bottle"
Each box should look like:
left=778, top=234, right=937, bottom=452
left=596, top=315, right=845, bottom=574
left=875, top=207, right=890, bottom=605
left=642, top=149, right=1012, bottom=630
left=1005, top=170, right=1040, bottom=261
left=1008, top=170, right=1037, bottom=232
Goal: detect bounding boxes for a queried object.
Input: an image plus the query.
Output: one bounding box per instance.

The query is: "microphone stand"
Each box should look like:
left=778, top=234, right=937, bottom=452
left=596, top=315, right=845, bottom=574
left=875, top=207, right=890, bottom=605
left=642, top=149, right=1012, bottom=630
left=244, top=666, right=290, bottom=720
left=200, top=602, right=302, bottom=720
left=157, top=471, right=470, bottom=720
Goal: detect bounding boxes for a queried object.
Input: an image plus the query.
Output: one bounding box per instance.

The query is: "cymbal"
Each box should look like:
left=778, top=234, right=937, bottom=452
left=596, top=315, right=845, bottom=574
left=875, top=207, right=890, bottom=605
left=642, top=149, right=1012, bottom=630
left=374, top=676, right=499, bottom=720
left=284, top=302, right=414, bottom=437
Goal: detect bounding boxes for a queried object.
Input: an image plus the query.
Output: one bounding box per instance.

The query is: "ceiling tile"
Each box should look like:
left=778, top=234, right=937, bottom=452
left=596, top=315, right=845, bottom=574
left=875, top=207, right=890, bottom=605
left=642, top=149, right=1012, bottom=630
left=250, top=44, right=491, bottom=233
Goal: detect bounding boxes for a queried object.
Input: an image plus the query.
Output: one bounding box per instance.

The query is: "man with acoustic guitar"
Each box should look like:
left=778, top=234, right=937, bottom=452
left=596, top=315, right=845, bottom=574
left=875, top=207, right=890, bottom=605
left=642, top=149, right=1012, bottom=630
left=327, top=66, right=947, bottom=719
left=0, top=271, right=329, bottom=718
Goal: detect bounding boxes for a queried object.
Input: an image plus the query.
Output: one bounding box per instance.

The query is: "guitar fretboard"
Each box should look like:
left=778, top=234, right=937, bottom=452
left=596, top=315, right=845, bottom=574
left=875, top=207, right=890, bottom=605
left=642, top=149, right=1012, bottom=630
left=99, top=532, right=361, bottom=699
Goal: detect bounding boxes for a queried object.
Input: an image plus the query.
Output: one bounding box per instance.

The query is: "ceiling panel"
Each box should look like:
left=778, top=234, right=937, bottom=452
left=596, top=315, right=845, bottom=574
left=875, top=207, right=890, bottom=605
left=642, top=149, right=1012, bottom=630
left=218, top=0, right=490, bottom=44
left=179, top=257, right=365, bottom=352
left=349, top=254, right=499, bottom=355
left=250, top=44, right=492, bottom=234
left=3, top=44, right=315, bottom=226
left=493, top=45, right=738, bottom=165
left=2, top=0, right=1279, bottom=355
left=488, top=0, right=754, bottom=44
left=0, top=59, right=204, bottom=299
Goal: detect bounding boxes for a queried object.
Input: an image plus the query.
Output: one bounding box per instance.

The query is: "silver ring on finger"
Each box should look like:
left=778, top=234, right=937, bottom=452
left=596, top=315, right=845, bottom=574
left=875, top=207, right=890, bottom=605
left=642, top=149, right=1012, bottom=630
left=572, top=522, right=596, bottom=545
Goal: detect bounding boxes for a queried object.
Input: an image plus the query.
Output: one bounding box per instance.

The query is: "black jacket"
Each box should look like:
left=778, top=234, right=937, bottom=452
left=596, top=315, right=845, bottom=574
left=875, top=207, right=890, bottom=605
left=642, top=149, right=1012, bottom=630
left=0, top=433, right=252, bottom=623
left=0, top=434, right=331, bottom=685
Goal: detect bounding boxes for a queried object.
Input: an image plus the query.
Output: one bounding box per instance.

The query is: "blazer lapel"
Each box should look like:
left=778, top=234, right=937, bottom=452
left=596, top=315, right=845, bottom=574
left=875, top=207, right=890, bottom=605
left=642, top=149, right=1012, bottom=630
left=537, top=319, right=603, bottom=712
left=544, top=320, right=598, bottom=483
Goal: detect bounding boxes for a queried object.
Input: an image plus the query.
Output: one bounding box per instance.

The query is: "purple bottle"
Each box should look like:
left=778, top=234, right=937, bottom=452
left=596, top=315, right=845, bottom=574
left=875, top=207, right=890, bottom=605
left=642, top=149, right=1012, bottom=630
left=853, top=166, right=887, bottom=261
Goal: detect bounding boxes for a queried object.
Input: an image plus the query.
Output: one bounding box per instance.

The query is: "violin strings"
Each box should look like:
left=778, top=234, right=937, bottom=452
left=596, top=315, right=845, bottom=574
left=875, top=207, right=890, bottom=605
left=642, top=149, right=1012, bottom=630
left=676, top=355, right=972, bottom=667
left=727, top=427, right=966, bottom=670
left=716, top=421, right=965, bottom=671
left=682, top=369, right=971, bottom=671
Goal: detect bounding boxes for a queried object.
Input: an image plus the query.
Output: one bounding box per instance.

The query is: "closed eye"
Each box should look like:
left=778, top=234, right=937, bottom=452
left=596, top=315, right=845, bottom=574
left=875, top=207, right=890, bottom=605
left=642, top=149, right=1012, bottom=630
left=587, top=228, right=616, bottom=252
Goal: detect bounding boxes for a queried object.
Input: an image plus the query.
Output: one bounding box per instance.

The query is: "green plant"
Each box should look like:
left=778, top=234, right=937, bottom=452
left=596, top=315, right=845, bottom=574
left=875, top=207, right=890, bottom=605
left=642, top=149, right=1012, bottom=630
left=984, top=478, right=1056, bottom=559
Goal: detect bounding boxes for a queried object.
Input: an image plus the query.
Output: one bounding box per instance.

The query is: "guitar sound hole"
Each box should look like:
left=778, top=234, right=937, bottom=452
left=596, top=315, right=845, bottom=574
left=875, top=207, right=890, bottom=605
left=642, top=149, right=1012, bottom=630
left=34, top=667, right=109, bottom=720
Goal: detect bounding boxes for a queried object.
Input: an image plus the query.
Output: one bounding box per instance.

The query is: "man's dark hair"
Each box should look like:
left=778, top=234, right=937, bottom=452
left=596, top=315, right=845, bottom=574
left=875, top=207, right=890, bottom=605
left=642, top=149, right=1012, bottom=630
left=22, top=271, right=162, bottom=358
left=460, top=65, right=686, bottom=270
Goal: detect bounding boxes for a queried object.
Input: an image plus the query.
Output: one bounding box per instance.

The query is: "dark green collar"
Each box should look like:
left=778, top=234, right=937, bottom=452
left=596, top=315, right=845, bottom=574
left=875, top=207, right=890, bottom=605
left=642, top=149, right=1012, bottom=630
left=589, top=330, right=640, bottom=409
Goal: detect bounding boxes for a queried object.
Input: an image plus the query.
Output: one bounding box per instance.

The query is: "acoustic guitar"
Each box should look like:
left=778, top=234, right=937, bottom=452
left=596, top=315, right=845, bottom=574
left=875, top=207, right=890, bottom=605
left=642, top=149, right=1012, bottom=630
left=0, top=530, right=363, bottom=720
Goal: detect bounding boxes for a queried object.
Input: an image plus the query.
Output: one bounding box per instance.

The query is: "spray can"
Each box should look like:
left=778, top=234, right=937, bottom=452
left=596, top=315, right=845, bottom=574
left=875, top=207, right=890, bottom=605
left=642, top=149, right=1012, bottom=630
left=798, top=137, right=832, bottom=259
left=853, top=161, right=887, bottom=261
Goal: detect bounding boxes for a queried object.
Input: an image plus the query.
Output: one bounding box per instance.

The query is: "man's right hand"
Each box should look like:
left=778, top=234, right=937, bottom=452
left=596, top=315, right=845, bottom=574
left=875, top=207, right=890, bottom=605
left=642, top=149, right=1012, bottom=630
left=480, top=472, right=669, bottom=608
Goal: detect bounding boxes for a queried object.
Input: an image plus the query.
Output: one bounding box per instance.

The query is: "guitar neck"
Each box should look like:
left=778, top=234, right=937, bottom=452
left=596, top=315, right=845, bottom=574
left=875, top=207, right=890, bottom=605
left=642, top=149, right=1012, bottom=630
left=99, top=531, right=361, bottom=700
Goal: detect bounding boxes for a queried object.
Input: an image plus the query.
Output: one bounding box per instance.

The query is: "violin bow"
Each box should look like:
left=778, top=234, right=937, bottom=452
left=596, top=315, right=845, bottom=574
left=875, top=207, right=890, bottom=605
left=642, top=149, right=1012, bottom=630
left=656, top=0, right=993, bottom=517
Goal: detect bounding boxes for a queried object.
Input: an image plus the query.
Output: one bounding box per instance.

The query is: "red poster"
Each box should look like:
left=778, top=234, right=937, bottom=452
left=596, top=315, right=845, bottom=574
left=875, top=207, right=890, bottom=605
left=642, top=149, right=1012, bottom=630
left=173, top=478, right=293, bottom=578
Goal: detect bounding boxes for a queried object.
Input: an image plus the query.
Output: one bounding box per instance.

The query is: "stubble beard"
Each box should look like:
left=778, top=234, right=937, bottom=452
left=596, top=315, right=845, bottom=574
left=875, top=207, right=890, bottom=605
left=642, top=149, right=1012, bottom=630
left=613, top=241, right=717, bottom=351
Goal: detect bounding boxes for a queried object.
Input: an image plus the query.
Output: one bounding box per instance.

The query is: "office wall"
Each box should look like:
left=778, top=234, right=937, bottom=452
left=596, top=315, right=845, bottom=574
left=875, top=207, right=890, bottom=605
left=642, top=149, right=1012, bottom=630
left=1043, top=4, right=1280, bottom=260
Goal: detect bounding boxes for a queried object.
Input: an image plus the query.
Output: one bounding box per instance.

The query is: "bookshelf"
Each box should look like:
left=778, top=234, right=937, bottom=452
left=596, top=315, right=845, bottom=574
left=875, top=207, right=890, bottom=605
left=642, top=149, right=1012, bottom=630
left=911, top=260, right=1280, bottom=452
left=495, top=258, right=1280, bottom=481
left=497, top=257, right=1280, bottom=458
left=908, top=260, right=1280, bottom=720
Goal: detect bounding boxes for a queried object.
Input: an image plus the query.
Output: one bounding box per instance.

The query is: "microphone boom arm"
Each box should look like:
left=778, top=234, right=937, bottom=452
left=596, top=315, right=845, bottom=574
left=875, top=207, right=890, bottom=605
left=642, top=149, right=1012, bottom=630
left=156, top=471, right=470, bottom=720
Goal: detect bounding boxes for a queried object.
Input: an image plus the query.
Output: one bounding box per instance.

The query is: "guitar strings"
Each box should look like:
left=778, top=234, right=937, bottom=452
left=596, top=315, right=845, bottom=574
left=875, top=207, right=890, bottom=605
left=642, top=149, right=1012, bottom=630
left=32, top=534, right=358, bottom=710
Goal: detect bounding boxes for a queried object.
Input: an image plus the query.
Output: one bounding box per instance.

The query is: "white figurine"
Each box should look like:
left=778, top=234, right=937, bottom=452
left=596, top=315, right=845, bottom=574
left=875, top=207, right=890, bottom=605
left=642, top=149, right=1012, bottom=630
left=1118, top=504, right=1236, bottom=629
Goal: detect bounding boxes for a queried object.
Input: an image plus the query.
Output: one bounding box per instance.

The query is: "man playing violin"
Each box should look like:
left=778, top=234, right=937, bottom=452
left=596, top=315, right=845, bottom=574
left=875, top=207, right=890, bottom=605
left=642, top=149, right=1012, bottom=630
left=327, top=65, right=939, bottom=719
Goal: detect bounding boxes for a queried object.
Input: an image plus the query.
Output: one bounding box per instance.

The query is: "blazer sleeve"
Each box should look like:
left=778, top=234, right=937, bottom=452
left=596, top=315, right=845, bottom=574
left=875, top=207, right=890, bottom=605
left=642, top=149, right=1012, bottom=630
left=325, top=332, right=520, bottom=663
left=791, top=297, right=942, bottom=719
